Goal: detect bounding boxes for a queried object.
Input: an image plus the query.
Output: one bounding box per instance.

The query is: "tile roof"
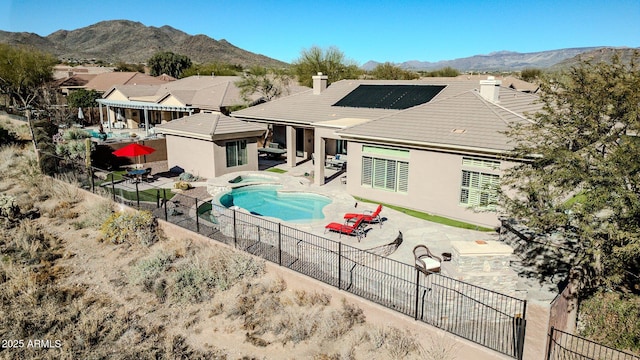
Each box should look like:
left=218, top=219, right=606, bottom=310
left=86, top=72, right=171, bottom=92
left=107, top=76, right=260, bottom=112
left=338, top=88, right=539, bottom=153
left=232, top=79, right=478, bottom=125
left=154, top=112, right=266, bottom=140
left=232, top=78, right=542, bottom=153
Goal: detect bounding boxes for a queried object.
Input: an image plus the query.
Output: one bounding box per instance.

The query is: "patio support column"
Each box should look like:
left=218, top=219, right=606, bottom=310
left=106, top=105, right=112, bottom=131
left=144, top=107, right=149, bottom=136
left=286, top=125, right=296, bottom=168
left=99, top=103, right=104, bottom=128
left=314, top=136, right=326, bottom=185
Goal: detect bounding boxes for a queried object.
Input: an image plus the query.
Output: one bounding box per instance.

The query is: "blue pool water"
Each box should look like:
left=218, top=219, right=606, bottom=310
left=219, top=185, right=331, bottom=222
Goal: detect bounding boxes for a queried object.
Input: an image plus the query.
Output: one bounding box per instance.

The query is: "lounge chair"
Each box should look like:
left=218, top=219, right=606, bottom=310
left=344, top=204, right=383, bottom=228
left=324, top=216, right=367, bottom=242
left=413, top=245, right=442, bottom=274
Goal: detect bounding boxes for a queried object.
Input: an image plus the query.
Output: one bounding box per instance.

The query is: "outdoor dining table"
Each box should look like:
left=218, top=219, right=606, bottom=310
left=126, top=169, right=147, bottom=182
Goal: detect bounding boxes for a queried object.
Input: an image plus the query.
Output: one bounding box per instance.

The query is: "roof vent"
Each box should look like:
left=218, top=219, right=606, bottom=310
left=451, top=128, right=466, bottom=134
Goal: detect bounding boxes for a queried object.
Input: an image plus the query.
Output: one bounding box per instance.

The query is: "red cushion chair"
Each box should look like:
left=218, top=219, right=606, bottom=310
left=344, top=204, right=383, bottom=228
left=324, top=216, right=367, bottom=242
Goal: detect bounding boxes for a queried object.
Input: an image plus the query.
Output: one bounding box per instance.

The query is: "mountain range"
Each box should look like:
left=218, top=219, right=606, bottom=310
left=0, top=20, right=637, bottom=71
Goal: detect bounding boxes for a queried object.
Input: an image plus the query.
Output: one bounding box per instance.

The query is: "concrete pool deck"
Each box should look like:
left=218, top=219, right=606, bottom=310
left=108, top=159, right=559, bottom=302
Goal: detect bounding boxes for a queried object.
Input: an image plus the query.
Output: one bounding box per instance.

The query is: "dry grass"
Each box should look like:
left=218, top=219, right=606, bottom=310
left=0, top=142, right=433, bottom=359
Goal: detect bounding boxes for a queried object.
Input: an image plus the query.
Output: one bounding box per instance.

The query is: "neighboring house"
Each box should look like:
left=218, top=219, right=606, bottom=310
left=96, top=75, right=264, bottom=135
left=232, top=75, right=542, bottom=227
left=153, top=112, right=266, bottom=179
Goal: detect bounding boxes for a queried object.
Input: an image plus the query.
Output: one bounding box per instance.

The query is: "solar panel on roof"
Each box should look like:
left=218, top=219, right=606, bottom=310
left=333, top=84, right=446, bottom=110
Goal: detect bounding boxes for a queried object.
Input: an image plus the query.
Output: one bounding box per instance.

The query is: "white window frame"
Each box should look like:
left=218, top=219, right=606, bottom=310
left=459, top=157, right=500, bottom=209
left=362, top=156, right=408, bottom=193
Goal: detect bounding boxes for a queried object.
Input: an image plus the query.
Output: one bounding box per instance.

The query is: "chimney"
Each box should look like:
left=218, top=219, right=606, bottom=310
left=479, top=76, right=501, bottom=103
left=312, top=72, right=328, bottom=95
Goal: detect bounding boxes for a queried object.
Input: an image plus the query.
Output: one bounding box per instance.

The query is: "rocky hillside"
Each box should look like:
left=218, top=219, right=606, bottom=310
left=362, top=47, right=624, bottom=72
left=548, top=47, right=640, bottom=71
left=0, top=20, right=287, bottom=68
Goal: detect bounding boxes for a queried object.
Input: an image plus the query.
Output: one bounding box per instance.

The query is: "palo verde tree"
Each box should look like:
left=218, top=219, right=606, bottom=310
left=291, top=46, right=363, bottom=87
left=500, top=52, right=640, bottom=294
left=0, top=44, right=57, bottom=166
left=369, top=62, right=419, bottom=80
left=235, top=66, right=293, bottom=103
left=147, top=51, right=192, bottom=78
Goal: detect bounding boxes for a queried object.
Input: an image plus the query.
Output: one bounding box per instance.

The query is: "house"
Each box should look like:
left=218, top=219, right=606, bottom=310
left=153, top=112, right=266, bottom=179
left=232, top=75, right=542, bottom=227
left=95, top=75, right=262, bottom=135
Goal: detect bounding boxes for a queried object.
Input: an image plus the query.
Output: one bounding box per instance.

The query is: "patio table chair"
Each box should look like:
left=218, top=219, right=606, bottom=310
left=324, top=216, right=367, bottom=242
left=413, top=244, right=442, bottom=274
left=344, top=204, right=383, bottom=228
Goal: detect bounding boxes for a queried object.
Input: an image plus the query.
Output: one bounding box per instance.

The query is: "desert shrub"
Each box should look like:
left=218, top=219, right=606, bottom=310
left=62, top=128, right=91, bottom=141
left=579, top=291, right=640, bottom=353
left=171, top=261, right=216, bottom=303
left=170, top=250, right=263, bottom=304
left=0, top=125, right=17, bottom=144
left=0, top=193, right=20, bottom=220
left=79, top=199, right=113, bottom=229
left=294, top=290, right=331, bottom=307
left=100, top=210, right=158, bottom=246
left=130, top=251, right=175, bottom=288
left=178, top=172, right=199, bottom=181
left=369, top=326, right=423, bottom=360
left=173, top=180, right=192, bottom=190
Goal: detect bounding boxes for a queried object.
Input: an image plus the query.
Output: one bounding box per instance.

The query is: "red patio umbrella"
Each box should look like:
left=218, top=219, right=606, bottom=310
left=112, top=143, right=156, bottom=168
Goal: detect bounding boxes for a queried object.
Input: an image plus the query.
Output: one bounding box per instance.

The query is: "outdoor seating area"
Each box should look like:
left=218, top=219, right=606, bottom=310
left=344, top=204, right=383, bottom=228
left=324, top=204, right=384, bottom=242
left=413, top=244, right=442, bottom=274
left=324, top=215, right=367, bottom=241
left=325, top=154, right=347, bottom=170
left=257, top=143, right=287, bottom=159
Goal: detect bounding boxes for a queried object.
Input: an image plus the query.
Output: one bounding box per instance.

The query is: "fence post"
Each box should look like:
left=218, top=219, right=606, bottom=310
left=545, top=326, right=555, bottom=360
left=195, top=197, right=200, bottom=233
left=91, top=170, right=95, bottom=193
left=110, top=173, right=116, bottom=201
left=233, top=209, right=237, bottom=248
left=135, top=181, right=140, bottom=208
left=156, top=189, right=160, bottom=208
left=278, top=223, right=282, bottom=266
left=338, top=242, right=342, bottom=290
left=414, top=268, right=420, bottom=320
left=163, top=189, right=168, bottom=221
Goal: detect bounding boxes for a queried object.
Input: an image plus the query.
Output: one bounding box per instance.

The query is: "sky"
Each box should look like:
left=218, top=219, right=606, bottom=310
left=1, top=0, right=639, bottom=65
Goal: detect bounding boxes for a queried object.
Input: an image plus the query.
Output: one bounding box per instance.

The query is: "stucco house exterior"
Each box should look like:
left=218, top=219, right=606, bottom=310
left=232, top=75, right=542, bottom=228
left=153, top=112, right=266, bottom=179
left=96, top=75, right=259, bottom=134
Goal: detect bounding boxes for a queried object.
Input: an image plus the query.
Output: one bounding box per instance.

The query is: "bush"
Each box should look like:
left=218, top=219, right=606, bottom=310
left=100, top=210, right=159, bottom=246
left=173, top=181, right=192, bottom=190
left=579, top=291, right=640, bottom=353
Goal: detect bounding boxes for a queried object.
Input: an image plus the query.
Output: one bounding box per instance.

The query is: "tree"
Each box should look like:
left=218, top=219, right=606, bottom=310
left=66, top=89, right=101, bottom=124
left=182, top=62, right=242, bottom=77
left=500, top=53, right=640, bottom=294
left=291, top=46, right=363, bottom=87
left=520, top=68, right=542, bottom=82
left=235, top=66, right=293, bottom=103
left=370, top=62, right=419, bottom=80
left=0, top=44, right=57, bottom=167
left=114, top=62, right=145, bottom=73
left=419, top=67, right=460, bottom=77
left=147, top=51, right=192, bottom=78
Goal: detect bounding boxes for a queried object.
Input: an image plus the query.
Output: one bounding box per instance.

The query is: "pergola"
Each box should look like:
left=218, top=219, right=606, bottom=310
left=97, top=98, right=196, bottom=136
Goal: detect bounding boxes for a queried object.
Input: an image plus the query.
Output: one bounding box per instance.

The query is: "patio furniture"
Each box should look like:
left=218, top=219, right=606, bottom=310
left=326, top=154, right=347, bottom=169
left=324, top=216, right=367, bottom=242
left=141, top=167, right=153, bottom=182
left=344, top=204, right=383, bottom=228
left=258, top=143, right=287, bottom=159
left=413, top=245, right=442, bottom=274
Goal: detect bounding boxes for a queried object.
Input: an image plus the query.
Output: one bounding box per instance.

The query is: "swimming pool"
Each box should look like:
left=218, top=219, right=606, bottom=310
left=216, top=185, right=331, bottom=222
left=228, top=174, right=278, bottom=184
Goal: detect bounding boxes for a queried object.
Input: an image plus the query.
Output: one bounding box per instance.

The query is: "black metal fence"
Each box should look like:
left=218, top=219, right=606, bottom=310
left=546, top=327, right=640, bottom=360
left=50, top=156, right=527, bottom=359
